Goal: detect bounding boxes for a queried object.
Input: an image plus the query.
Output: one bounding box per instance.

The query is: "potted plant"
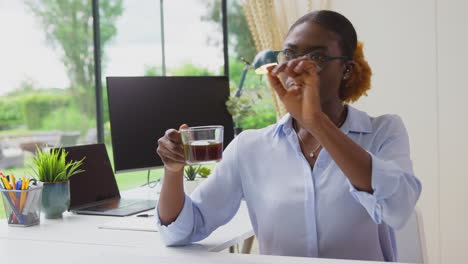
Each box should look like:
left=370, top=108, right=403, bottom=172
left=226, top=94, right=256, bottom=136
left=184, top=165, right=201, bottom=195
left=183, top=166, right=213, bottom=195
left=198, top=167, right=211, bottom=179
left=31, top=147, right=84, bottom=219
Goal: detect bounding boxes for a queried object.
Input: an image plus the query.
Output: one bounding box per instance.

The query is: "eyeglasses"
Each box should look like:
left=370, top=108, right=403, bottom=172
left=275, top=50, right=350, bottom=71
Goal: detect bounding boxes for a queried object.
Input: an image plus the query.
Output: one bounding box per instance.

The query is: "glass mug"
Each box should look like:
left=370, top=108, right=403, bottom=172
left=180, top=126, right=224, bottom=165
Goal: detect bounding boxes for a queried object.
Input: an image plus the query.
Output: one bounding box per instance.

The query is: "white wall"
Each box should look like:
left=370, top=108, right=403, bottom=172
left=436, top=0, right=468, bottom=262
left=329, top=0, right=468, bottom=263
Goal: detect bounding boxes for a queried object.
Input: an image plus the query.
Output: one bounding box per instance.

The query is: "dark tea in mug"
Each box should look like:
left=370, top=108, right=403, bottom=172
left=184, top=140, right=223, bottom=164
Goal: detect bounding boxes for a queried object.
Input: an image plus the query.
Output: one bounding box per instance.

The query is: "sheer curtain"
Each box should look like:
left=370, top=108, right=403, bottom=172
left=241, top=0, right=331, bottom=118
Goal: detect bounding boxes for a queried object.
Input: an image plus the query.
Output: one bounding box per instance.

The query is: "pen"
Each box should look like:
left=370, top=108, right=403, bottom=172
left=29, top=179, right=37, bottom=186
left=15, top=180, right=22, bottom=207
left=136, top=214, right=154, bottom=217
left=16, top=181, right=22, bottom=191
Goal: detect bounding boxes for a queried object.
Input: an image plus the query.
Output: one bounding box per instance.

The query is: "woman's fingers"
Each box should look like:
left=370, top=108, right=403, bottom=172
left=267, top=57, right=319, bottom=99
left=270, top=58, right=317, bottom=86
left=158, top=130, right=185, bottom=157
left=294, top=59, right=318, bottom=74
left=267, top=65, right=287, bottom=97
left=291, top=62, right=318, bottom=88
left=165, top=128, right=183, bottom=144
left=270, top=63, right=287, bottom=76
left=285, top=58, right=305, bottom=77
left=267, top=72, right=287, bottom=98
left=288, top=86, right=302, bottom=97
left=157, top=141, right=185, bottom=163
left=167, top=138, right=185, bottom=158
left=156, top=124, right=190, bottom=170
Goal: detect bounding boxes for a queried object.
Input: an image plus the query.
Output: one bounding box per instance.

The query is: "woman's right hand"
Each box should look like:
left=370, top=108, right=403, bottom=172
left=156, top=124, right=188, bottom=172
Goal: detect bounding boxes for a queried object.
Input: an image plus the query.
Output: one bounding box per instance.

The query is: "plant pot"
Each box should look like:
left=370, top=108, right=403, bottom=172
left=41, top=181, right=70, bottom=219
left=184, top=178, right=205, bottom=195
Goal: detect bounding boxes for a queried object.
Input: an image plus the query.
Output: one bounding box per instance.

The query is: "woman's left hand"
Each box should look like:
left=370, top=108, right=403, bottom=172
left=267, top=57, right=322, bottom=129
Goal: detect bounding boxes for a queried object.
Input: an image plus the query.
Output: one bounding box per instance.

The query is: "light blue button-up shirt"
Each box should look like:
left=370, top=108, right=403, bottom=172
left=156, top=105, right=422, bottom=262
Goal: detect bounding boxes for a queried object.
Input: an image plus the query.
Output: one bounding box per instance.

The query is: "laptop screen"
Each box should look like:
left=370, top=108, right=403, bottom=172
left=57, top=144, right=121, bottom=210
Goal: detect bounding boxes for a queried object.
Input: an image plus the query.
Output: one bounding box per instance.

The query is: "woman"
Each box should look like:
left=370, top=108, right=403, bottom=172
left=155, top=10, right=421, bottom=262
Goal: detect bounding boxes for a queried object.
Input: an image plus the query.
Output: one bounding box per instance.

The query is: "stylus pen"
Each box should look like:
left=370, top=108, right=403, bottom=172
left=137, top=214, right=154, bottom=217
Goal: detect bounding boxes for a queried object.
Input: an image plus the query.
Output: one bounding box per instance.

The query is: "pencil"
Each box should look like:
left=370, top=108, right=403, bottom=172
left=10, top=174, right=16, bottom=189
left=19, top=178, right=27, bottom=213
left=1, top=177, right=16, bottom=202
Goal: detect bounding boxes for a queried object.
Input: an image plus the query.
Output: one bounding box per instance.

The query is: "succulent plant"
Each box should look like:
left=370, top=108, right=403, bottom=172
left=184, top=165, right=201, bottom=181
left=198, top=167, right=211, bottom=178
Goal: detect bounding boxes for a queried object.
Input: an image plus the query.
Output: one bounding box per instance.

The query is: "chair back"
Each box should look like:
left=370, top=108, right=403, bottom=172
left=395, top=207, right=428, bottom=263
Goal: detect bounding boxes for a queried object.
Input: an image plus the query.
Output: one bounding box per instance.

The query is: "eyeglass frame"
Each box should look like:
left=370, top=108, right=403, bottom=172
left=273, top=50, right=351, bottom=71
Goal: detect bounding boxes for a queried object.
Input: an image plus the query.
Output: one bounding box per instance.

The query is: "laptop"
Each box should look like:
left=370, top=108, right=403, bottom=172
left=57, top=144, right=156, bottom=217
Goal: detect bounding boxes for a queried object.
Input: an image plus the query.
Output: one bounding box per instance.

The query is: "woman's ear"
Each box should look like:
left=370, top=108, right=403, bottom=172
left=342, top=61, right=356, bottom=80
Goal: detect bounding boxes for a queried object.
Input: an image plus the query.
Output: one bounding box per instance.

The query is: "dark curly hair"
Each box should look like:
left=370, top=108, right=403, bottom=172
left=288, top=10, right=372, bottom=103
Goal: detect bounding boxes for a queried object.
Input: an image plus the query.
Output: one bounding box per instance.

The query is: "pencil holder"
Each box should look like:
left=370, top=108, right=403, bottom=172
left=1, top=183, right=43, bottom=227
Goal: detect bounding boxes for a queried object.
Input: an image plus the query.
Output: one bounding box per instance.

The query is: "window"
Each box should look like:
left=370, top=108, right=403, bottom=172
left=0, top=1, right=97, bottom=170
left=164, top=0, right=224, bottom=76
left=0, top=0, right=97, bottom=217
left=102, top=0, right=226, bottom=190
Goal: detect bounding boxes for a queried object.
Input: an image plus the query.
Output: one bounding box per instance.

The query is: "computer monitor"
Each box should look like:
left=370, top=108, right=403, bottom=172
left=106, top=76, right=234, bottom=173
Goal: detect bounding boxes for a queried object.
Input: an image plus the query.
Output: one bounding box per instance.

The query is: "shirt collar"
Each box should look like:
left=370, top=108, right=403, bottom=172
left=273, top=113, right=293, bottom=137
left=340, top=105, right=373, bottom=134
left=273, top=105, right=373, bottom=137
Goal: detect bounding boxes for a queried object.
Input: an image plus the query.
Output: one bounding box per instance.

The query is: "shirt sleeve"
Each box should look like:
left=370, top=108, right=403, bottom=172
left=346, top=115, right=422, bottom=229
left=155, top=134, right=244, bottom=246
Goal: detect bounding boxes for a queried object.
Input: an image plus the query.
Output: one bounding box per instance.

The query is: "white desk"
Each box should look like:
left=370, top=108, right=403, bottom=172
left=0, top=186, right=254, bottom=252
left=0, top=186, right=392, bottom=264
left=0, top=238, right=392, bottom=264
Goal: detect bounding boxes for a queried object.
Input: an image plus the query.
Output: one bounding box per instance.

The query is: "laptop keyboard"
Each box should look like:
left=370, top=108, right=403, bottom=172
left=105, top=202, right=155, bottom=215
left=114, top=199, right=138, bottom=207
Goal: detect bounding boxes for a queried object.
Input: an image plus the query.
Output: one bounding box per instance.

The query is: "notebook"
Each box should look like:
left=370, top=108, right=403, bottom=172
left=57, top=144, right=156, bottom=217
left=98, top=214, right=158, bottom=232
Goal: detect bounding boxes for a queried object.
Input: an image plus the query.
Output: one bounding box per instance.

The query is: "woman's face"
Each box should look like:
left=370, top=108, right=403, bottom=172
left=283, top=22, right=347, bottom=104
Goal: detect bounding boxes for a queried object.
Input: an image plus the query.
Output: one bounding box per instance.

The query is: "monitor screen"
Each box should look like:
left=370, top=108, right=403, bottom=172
left=106, top=76, right=234, bottom=173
